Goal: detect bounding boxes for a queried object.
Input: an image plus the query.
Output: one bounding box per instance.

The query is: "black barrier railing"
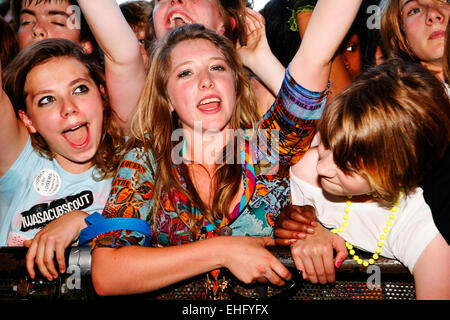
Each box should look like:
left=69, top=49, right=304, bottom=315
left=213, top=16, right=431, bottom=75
left=0, top=246, right=415, bottom=301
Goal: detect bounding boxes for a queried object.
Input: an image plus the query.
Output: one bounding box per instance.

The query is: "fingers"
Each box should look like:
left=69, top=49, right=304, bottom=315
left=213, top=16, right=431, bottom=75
left=34, top=235, right=57, bottom=281
left=280, top=205, right=317, bottom=226
left=274, top=237, right=299, bottom=246
left=257, top=266, right=289, bottom=287
left=333, top=235, right=349, bottom=268
left=275, top=206, right=317, bottom=244
left=298, top=255, right=318, bottom=283
left=274, top=223, right=314, bottom=239
left=251, top=237, right=292, bottom=286
left=254, top=257, right=292, bottom=287
left=296, top=205, right=317, bottom=223
left=291, top=251, right=306, bottom=280
left=270, top=259, right=292, bottom=284
left=244, top=7, right=265, bottom=26
left=296, top=253, right=333, bottom=284
left=260, top=236, right=276, bottom=247
left=55, top=240, right=67, bottom=274
left=290, top=240, right=335, bottom=284
left=311, top=246, right=335, bottom=284
left=243, top=7, right=265, bottom=43
left=26, top=233, right=65, bottom=281
left=25, top=239, right=38, bottom=279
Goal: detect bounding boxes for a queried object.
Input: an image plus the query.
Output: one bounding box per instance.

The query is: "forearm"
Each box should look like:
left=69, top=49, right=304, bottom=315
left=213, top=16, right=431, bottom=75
left=77, top=0, right=140, bottom=65
left=256, top=69, right=325, bottom=168
left=0, top=86, right=29, bottom=177
left=413, top=233, right=450, bottom=299
left=237, top=8, right=284, bottom=96
left=77, top=0, right=144, bottom=130
left=244, top=49, right=285, bottom=96
left=297, top=11, right=352, bottom=100
left=290, top=0, right=361, bottom=91
left=91, top=237, right=224, bottom=296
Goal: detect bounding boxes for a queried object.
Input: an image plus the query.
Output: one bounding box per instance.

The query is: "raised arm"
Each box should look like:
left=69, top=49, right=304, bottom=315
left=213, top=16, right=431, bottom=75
left=295, top=9, right=353, bottom=101
left=237, top=8, right=285, bottom=96
left=0, top=64, right=29, bottom=177
left=239, top=1, right=360, bottom=95
left=77, top=0, right=145, bottom=133
left=290, top=0, right=361, bottom=91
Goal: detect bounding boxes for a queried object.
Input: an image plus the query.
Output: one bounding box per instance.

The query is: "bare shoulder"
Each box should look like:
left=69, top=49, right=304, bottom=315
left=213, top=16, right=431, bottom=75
left=291, top=147, right=320, bottom=187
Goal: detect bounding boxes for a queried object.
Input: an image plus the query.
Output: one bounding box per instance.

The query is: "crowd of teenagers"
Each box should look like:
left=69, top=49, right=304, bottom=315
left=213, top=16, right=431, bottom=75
left=0, top=0, right=449, bottom=300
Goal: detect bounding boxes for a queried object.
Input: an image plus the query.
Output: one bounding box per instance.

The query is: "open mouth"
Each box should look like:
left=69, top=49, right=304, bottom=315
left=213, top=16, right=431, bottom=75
left=168, top=11, right=193, bottom=29
left=62, top=122, right=90, bottom=148
left=198, top=97, right=221, bottom=112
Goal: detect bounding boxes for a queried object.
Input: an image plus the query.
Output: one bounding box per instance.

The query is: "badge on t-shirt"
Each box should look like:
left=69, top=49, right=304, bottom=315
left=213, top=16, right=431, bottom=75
left=33, top=168, right=62, bottom=196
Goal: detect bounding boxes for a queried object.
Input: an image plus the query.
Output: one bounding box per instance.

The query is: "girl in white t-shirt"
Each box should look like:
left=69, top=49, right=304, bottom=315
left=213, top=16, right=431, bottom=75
left=285, top=58, right=450, bottom=299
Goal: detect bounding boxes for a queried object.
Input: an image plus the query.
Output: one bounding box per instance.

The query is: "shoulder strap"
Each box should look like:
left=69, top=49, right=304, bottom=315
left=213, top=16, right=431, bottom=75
left=78, top=212, right=152, bottom=246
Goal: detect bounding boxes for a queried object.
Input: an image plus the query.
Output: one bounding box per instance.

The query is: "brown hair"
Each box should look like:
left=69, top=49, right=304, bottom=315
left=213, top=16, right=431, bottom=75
left=216, top=0, right=250, bottom=46
left=319, top=58, right=450, bottom=203
left=380, top=0, right=416, bottom=61
left=444, top=21, right=449, bottom=84
left=131, top=24, right=259, bottom=233
left=120, top=0, right=154, bottom=42
left=380, top=0, right=450, bottom=63
left=2, top=38, right=125, bottom=180
left=0, top=16, right=19, bottom=69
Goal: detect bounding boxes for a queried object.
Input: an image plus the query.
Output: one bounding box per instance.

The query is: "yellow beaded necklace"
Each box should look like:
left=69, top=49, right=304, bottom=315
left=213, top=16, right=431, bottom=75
left=330, top=193, right=401, bottom=267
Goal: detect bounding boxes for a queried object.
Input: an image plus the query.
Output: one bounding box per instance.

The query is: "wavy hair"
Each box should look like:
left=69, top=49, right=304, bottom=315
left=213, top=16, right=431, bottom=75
left=2, top=38, right=125, bottom=180
left=131, top=24, right=259, bottom=233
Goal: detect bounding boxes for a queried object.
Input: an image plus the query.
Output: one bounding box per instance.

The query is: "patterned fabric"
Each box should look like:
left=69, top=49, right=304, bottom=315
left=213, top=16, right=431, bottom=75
left=92, top=67, right=327, bottom=249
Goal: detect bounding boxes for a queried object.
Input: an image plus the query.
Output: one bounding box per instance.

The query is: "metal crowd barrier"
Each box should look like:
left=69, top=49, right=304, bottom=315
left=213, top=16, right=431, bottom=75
left=0, top=246, right=415, bottom=301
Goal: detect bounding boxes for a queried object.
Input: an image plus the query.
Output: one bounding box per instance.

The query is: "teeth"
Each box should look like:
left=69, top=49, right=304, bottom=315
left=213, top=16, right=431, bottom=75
left=169, top=13, right=192, bottom=28
left=63, top=123, right=85, bottom=133
left=199, top=97, right=221, bottom=105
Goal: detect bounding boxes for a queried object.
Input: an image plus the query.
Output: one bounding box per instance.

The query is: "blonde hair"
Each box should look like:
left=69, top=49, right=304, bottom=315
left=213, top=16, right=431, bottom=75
left=319, top=58, right=450, bottom=203
left=131, top=24, right=259, bottom=233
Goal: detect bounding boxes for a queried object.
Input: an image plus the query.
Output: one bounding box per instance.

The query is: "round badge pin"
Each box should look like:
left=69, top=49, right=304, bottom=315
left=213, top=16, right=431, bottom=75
left=33, top=168, right=62, bottom=196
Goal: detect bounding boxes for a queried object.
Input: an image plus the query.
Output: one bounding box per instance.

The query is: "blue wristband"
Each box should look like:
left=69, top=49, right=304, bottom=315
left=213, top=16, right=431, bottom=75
left=78, top=212, right=152, bottom=246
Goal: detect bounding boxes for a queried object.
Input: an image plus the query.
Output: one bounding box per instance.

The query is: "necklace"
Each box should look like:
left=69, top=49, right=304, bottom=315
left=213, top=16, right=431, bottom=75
left=330, top=193, right=400, bottom=267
